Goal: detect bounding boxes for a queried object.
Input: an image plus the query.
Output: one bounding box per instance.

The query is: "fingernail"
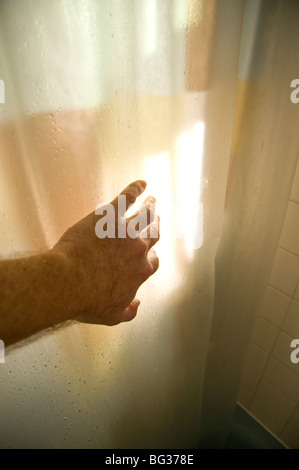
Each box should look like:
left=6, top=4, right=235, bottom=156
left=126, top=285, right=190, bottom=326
left=140, top=180, right=147, bottom=189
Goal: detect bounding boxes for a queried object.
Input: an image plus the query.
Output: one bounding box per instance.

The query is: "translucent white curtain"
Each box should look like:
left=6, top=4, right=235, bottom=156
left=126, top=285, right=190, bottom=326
left=0, top=0, right=244, bottom=448
left=0, top=0, right=296, bottom=449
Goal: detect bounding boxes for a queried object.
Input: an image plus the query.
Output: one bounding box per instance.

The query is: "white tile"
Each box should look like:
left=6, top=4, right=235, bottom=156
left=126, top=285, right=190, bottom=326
left=240, top=365, right=261, bottom=393
left=269, top=248, right=299, bottom=297
left=279, top=202, right=299, bottom=256
left=264, top=357, right=299, bottom=402
left=249, top=397, right=286, bottom=436
left=272, top=331, right=299, bottom=375
left=260, top=286, right=291, bottom=327
left=252, top=317, right=278, bottom=352
left=289, top=406, right=299, bottom=433
left=280, top=425, right=299, bottom=449
left=255, top=379, right=296, bottom=421
left=282, top=300, right=299, bottom=338
left=290, top=158, right=299, bottom=204
left=244, top=343, right=268, bottom=374
left=237, top=386, right=253, bottom=409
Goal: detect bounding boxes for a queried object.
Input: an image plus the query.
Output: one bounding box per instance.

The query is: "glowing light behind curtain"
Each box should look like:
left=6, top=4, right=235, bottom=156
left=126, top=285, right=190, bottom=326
left=0, top=0, right=244, bottom=448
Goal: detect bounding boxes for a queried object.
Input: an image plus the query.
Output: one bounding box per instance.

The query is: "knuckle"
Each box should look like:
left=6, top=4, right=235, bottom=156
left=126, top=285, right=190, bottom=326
left=151, top=255, right=159, bottom=273
left=141, top=261, right=154, bottom=279
left=135, top=238, right=147, bottom=255
left=124, top=191, right=136, bottom=207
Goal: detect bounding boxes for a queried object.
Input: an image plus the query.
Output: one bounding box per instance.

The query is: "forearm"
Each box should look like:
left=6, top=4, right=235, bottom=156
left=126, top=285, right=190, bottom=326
left=0, top=250, right=73, bottom=346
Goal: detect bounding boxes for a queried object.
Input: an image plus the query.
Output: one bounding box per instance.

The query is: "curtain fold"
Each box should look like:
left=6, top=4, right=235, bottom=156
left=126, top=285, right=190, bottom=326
left=200, top=0, right=299, bottom=448
left=0, top=0, right=296, bottom=449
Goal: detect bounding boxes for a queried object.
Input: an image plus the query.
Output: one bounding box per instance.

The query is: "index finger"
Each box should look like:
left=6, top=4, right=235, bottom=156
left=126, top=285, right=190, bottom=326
left=112, top=180, right=147, bottom=216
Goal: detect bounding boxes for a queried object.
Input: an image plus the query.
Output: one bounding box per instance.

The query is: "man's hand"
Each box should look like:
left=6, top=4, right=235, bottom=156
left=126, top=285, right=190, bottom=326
left=0, top=180, right=159, bottom=346
left=52, top=180, right=160, bottom=326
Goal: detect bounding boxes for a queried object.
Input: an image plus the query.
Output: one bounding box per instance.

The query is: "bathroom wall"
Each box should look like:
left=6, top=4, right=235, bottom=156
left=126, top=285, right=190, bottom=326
left=238, top=156, right=299, bottom=449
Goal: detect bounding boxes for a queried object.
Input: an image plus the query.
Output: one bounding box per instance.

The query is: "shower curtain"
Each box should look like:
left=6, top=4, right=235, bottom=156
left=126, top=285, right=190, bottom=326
left=0, top=0, right=298, bottom=449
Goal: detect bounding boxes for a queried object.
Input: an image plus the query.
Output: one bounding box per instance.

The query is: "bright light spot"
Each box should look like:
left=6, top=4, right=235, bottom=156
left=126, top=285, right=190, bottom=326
left=173, top=0, right=186, bottom=30
left=140, top=123, right=204, bottom=261
left=139, top=0, right=157, bottom=56
left=175, top=121, right=205, bottom=256
left=137, top=122, right=204, bottom=298
left=140, top=151, right=178, bottom=295
left=141, top=151, right=173, bottom=255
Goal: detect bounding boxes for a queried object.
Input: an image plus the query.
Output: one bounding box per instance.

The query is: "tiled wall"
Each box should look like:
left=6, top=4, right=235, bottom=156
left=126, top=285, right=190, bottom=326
left=238, top=157, right=299, bottom=449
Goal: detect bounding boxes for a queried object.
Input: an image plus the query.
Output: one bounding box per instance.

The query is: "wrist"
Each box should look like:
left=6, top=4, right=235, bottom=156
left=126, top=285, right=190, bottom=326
left=0, top=249, right=77, bottom=346
left=46, top=248, right=78, bottom=324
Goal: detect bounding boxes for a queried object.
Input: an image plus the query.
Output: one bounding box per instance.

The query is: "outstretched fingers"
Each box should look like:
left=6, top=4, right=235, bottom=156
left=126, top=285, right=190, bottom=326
left=140, top=213, right=160, bottom=250
left=126, top=195, right=156, bottom=233
left=112, top=180, right=147, bottom=216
